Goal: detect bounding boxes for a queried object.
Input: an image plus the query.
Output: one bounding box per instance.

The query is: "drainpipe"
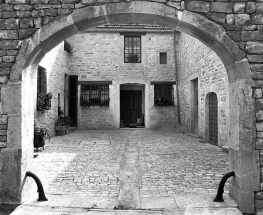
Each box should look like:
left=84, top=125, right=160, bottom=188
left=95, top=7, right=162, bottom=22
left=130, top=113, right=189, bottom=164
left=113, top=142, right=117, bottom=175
left=173, top=30, right=181, bottom=123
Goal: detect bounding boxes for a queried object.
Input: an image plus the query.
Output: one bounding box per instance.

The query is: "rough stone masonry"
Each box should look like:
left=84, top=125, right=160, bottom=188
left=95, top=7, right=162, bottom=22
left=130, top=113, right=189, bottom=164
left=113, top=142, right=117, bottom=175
left=0, top=0, right=263, bottom=214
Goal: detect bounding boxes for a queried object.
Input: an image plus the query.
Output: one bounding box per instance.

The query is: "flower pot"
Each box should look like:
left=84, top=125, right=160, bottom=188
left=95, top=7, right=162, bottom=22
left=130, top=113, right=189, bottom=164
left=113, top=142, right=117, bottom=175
left=34, top=135, right=45, bottom=151
left=47, top=94, right=53, bottom=99
left=55, top=125, right=69, bottom=136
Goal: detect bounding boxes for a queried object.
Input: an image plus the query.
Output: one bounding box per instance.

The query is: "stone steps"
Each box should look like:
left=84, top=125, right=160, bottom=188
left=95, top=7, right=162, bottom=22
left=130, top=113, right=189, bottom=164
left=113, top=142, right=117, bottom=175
left=9, top=192, right=243, bottom=215
left=10, top=205, right=243, bottom=215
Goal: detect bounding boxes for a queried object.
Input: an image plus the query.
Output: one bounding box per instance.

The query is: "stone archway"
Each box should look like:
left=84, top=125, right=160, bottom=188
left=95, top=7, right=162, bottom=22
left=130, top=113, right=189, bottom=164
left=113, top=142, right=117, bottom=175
left=3, top=1, right=257, bottom=213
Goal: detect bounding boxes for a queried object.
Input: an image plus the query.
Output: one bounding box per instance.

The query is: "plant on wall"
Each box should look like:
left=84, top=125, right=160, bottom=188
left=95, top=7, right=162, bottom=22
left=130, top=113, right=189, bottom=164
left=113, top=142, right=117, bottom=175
left=64, top=40, right=73, bottom=53
left=127, top=54, right=139, bottom=63
left=37, top=92, right=53, bottom=112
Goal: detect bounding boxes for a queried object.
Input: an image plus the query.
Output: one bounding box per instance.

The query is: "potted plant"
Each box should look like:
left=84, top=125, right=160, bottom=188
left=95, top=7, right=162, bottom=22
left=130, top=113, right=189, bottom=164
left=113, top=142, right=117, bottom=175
left=55, top=117, right=71, bottom=136
left=34, top=124, right=47, bottom=151
left=127, top=54, right=139, bottom=63
left=100, top=98, right=110, bottom=107
left=155, top=96, right=174, bottom=106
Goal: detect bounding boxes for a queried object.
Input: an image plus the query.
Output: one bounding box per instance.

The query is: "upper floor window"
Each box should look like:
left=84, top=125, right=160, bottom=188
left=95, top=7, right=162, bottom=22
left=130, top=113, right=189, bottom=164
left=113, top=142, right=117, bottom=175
left=37, top=66, right=47, bottom=94
left=154, top=84, right=174, bottom=106
left=80, top=85, right=109, bottom=107
left=124, top=36, right=141, bottom=63
left=160, top=52, right=167, bottom=64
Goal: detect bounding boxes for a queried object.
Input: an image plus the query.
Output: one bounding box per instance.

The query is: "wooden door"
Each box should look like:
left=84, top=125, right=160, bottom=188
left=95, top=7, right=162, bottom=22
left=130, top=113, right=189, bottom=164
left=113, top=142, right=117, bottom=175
left=68, top=75, right=78, bottom=127
left=120, top=90, right=142, bottom=126
left=209, top=93, right=218, bottom=145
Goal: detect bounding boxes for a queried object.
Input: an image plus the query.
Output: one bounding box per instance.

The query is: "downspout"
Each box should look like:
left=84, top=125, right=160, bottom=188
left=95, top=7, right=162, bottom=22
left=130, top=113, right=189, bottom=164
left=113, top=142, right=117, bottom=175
left=173, top=30, right=181, bottom=123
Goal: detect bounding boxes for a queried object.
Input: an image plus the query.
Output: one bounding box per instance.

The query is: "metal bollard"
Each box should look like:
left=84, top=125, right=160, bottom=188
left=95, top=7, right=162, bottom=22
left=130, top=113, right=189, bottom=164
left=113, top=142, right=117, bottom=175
left=213, top=171, right=235, bottom=202
left=26, top=171, right=48, bottom=201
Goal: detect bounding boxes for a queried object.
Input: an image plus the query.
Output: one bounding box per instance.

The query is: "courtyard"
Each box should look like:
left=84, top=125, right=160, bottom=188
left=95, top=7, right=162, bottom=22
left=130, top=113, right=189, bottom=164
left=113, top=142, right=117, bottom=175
left=24, top=125, right=232, bottom=209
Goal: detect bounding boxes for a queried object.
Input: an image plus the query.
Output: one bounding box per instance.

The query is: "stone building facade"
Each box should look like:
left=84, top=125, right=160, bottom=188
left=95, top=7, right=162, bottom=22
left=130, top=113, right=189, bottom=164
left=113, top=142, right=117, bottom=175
left=67, top=29, right=177, bottom=129
left=0, top=1, right=262, bottom=214
left=35, top=42, right=68, bottom=136
left=177, top=33, right=229, bottom=147
left=34, top=26, right=178, bottom=133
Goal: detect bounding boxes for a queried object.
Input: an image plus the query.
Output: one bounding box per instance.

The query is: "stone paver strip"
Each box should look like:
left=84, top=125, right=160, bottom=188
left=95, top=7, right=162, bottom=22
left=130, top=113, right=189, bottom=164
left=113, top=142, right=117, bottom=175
left=117, top=132, right=141, bottom=209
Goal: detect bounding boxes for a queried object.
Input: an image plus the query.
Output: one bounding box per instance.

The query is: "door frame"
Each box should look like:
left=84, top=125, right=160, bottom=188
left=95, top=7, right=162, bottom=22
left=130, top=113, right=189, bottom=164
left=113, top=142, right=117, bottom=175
left=120, top=83, right=145, bottom=128
left=190, top=74, right=199, bottom=133
left=68, top=75, right=78, bottom=127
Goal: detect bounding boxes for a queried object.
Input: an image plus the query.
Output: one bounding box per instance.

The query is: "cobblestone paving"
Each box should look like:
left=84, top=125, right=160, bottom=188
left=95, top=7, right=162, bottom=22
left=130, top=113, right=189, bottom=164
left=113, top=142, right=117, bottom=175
left=31, top=130, right=128, bottom=200
left=137, top=126, right=229, bottom=197
left=30, top=126, right=229, bottom=208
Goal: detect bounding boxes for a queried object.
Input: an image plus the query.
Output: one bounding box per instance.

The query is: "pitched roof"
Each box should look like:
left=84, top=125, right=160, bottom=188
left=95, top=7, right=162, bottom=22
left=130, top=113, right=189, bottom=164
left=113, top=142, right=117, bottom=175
left=89, top=23, right=174, bottom=33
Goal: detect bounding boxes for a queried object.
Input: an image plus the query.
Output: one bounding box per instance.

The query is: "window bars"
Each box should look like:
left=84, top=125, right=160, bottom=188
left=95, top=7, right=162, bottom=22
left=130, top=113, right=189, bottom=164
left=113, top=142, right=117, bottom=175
left=80, top=85, right=109, bottom=107
left=154, top=84, right=174, bottom=106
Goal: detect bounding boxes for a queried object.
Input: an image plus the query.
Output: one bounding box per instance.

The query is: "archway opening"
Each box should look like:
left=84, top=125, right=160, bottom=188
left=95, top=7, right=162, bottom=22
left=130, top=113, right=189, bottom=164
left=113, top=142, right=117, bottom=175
left=3, top=2, right=256, bottom=214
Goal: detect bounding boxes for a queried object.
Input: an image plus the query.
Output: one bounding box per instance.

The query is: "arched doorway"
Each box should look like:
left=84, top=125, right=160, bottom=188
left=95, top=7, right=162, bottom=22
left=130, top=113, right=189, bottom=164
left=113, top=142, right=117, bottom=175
left=3, top=1, right=256, bottom=213
left=209, top=92, right=218, bottom=146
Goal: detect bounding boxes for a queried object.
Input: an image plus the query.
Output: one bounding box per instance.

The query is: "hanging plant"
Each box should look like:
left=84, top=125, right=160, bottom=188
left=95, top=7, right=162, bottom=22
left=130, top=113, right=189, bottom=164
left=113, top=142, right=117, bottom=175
left=37, top=92, right=53, bottom=112
left=127, top=54, right=139, bottom=63
left=64, top=40, right=73, bottom=53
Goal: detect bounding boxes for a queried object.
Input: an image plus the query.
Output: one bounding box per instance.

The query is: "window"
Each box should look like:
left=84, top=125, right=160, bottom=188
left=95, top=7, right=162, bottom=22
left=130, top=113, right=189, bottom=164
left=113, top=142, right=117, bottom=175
left=160, top=52, right=167, bottom=64
left=80, top=85, right=109, bottom=107
left=154, top=84, right=174, bottom=106
left=124, top=36, right=141, bottom=63
left=37, top=66, right=47, bottom=93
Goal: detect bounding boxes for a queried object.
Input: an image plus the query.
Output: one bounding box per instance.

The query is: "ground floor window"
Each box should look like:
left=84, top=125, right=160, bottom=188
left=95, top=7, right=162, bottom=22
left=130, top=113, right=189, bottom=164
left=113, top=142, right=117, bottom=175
left=80, top=85, right=109, bottom=107
left=154, top=84, right=174, bottom=106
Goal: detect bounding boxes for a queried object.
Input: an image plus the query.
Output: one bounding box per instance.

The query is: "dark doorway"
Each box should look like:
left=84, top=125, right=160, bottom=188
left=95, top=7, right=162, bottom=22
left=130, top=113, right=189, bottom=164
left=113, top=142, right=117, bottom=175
left=209, top=92, right=218, bottom=145
left=193, top=78, right=198, bottom=133
left=68, top=75, right=78, bottom=127
left=120, top=90, right=143, bottom=127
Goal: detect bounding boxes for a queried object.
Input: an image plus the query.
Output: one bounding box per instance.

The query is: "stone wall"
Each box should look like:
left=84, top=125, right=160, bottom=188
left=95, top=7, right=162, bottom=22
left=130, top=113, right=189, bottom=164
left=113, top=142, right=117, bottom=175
left=36, top=42, right=68, bottom=136
left=67, top=32, right=177, bottom=129
left=177, top=33, right=229, bottom=147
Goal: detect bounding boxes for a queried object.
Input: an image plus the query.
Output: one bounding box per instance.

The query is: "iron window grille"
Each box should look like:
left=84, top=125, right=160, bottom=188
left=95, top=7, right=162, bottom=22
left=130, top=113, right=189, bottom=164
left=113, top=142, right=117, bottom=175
left=154, top=84, right=174, bottom=106
left=80, top=85, right=110, bottom=107
left=124, top=36, right=141, bottom=63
